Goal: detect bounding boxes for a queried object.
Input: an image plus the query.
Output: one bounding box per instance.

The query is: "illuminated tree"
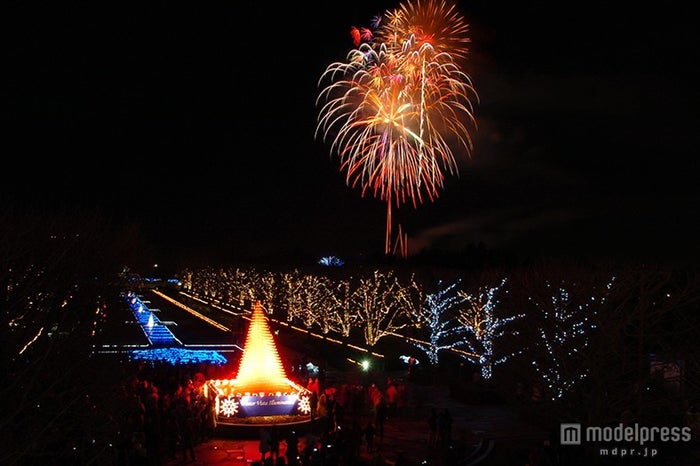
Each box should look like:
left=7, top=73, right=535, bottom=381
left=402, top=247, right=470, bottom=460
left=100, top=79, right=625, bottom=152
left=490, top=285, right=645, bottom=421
left=180, top=268, right=194, bottom=291
left=325, top=279, right=359, bottom=337
left=352, top=270, right=418, bottom=346
left=456, top=278, right=521, bottom=379
left=256, top=271, right=278, bottom=316
left=279, top=269, right=307, bottom=325
left=318, top=256, right=345, bottom=267
left=410, top=279, right=467, bottom=365
left=303, top=275, right=337, bottom=334
left=280, top=272, right=335, bottom=331
left=218, top=267, right=259, bottom=309
left=526, top=279, right=610, bottom=400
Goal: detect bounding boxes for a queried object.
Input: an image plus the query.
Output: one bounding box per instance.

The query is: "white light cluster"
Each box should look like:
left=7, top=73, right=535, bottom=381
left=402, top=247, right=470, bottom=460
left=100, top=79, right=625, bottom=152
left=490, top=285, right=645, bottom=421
left=528, top=278, right=613, bottom=400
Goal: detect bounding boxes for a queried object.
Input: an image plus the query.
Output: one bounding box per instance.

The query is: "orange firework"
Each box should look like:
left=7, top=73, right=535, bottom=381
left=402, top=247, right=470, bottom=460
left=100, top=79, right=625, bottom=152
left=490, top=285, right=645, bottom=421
left=316, top=0, right=478, bottom=255
left=376, top=0, right=471, bottom=62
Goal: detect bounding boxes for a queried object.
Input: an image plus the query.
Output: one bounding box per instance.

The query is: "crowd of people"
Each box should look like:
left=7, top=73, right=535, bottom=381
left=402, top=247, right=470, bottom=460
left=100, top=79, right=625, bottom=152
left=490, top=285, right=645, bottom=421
left=249, top=377, right=417, bottom=466
left=113, top=359, right=222, bottom=465
left=112, top=358, right=461, bottom=466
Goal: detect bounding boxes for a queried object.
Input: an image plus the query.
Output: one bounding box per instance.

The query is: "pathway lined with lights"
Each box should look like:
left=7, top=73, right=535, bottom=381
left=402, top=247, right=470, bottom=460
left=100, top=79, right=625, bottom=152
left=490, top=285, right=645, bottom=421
left=173, top=289, right=480, bottom=366
left=127, top=293, right=182, bottom=347
left=90, top=292, right=233, bottom=365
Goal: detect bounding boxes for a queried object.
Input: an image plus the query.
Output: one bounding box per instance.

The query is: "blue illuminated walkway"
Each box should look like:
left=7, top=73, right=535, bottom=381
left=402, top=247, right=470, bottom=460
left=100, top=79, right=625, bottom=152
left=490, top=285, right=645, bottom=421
left=118, top=292, right=228, bottom=365
left=127, top=293, right=182, bottom=347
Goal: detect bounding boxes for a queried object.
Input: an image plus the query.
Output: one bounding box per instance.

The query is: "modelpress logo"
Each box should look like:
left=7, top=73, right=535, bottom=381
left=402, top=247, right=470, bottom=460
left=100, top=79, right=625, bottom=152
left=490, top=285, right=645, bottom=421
left=560, top=423, right=582, bottom=445
left=560, top=422, right=692, bottom=458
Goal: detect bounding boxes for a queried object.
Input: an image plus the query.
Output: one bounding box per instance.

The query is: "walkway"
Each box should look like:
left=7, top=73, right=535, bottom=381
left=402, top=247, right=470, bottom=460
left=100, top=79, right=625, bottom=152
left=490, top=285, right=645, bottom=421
left=126, top=292, right=182, bottom=347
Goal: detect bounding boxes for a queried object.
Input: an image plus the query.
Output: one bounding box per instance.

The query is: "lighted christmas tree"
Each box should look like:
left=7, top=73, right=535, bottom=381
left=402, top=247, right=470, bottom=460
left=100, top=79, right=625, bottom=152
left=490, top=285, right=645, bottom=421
left=234, top=301, right=291, bottom=394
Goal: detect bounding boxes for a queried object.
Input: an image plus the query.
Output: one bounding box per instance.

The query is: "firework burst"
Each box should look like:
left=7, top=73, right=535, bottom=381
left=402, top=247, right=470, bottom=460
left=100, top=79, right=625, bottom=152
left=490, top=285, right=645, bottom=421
left=377, top=0, right=472, bottom=62
left=316, top=0, right=478, bottom=255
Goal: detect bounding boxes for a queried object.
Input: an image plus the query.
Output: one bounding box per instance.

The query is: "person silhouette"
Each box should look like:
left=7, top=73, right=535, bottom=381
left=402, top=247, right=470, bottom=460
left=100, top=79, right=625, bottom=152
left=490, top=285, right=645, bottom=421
left=364, top=421, right=376, bottom=454
left=284, top=430, right=299, bottom=466
left=428, top=407, right=438, bottom=447
left=437, top=407, right=452, bottom=447
left=269, top=425, right=281, bottom=462
left=258, top=427, right=271, bottom=463
left=375, top=396, right=387, bottom=442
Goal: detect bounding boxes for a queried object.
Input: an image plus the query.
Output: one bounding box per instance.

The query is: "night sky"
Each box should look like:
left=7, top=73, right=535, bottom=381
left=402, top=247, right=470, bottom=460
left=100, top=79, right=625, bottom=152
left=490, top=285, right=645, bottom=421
left=3, top=1, right=698, bottom=269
